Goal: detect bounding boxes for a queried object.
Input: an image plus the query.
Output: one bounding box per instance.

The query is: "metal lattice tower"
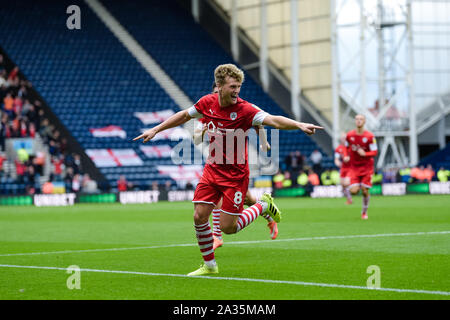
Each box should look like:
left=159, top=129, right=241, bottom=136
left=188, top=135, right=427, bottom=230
left=332, top=0, right=418, bottom=168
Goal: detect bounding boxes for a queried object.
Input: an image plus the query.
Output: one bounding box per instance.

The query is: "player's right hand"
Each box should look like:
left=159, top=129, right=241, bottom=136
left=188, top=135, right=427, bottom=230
left=133, top=128, right=157, bottom=143
left=343, top=156, right=350, bottom=163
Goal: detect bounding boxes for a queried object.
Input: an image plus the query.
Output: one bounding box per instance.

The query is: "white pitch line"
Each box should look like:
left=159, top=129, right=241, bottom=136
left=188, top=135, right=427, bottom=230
left=0, top=231, right=448, bottom=257
left=0, top=264, right=448, bottom=296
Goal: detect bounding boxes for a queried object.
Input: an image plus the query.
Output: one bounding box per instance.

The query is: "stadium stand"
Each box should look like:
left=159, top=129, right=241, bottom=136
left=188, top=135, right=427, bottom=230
left=103, top=0, right=333, bottom=168
left=419, top=142, right=450, bottom=170
left=0, top=0, right=333, bottom=195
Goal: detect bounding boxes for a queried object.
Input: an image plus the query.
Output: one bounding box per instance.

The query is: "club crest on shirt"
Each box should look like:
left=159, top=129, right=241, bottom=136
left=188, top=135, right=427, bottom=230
left=362, top=137, right=367, bottom=143
left=230, top=112, right=237, bottom=120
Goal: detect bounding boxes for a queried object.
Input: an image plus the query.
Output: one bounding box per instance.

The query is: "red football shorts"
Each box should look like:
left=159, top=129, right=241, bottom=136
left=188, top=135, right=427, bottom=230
left=349, top=166, right=373, bottom=189
left=340, top=166, right=351, bottom=178
left=192, top=170, right=249, bottom=215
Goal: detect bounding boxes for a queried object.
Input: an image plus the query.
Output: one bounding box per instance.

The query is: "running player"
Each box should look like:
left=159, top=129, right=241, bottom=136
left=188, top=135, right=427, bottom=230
left=193, top=82, right=278, bottom=250
left=134, top=64, right=322, bottom=276
left=343, top=114, right=378, bottom=220
left=334, top=133, right=353, bottom=204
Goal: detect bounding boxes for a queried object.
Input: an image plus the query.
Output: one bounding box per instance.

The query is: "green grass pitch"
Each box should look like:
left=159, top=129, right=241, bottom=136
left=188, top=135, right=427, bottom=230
left=0, top=195, right=449, bottom=300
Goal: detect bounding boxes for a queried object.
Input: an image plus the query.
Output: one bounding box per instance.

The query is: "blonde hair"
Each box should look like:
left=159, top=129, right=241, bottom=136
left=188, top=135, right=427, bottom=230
left=214, top=64, right=244, bottom=86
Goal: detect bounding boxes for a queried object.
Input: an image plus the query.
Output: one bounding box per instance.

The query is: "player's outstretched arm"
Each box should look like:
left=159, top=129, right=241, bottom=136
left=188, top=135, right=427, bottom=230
left=133, top=109, right=193, bottom=143
left=262, top=115, right=323, bottom=135
left=254, top=125, right=270, bottom=151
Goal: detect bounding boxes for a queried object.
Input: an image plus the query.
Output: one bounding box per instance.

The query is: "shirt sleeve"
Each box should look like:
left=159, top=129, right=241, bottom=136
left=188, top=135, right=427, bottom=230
left=369, top=137, right=377, bottom=151
left=252, top=111, right=269, bottom=126
left=187, top=105, right=202, bottom=119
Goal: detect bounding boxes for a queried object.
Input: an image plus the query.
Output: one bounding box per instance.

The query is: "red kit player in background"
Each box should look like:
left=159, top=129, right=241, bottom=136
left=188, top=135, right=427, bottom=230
left=134, top=64, right=323, bottom=276
left=343, top=114, right=378, bottom=220
left=334, top=133, right=353, bottom=204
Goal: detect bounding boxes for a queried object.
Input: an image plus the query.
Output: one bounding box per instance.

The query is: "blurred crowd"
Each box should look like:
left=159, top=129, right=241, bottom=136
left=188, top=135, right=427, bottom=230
left=273, top=148, right=449, bottom=190
left=0, top=54, right=100, bottom=195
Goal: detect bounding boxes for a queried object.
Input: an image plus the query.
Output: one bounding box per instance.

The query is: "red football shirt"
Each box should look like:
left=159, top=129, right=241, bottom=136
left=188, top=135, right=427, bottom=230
left=334, top=144, right=351, bottom=169
left=345, top=130, right=378, bottom=169
left=189, top=94, right=267, bottom=182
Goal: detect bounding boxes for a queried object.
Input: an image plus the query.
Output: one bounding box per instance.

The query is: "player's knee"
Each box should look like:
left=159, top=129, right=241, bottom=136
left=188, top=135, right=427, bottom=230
left=220, top=222, right=237, bottom=234
left=193, top=210, right=209, bottom=224
left=350, top=187, right=359, bottom=194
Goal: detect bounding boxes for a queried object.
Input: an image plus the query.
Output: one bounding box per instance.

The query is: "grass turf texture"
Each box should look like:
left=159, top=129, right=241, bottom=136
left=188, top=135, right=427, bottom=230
left=0, top=195, right=449, bottom=300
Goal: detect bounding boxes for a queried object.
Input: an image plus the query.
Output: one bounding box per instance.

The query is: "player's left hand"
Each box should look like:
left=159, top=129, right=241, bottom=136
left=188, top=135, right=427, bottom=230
left=299, top=123, right=323, bottom=135
left=357, top=148, right=366, bottom=156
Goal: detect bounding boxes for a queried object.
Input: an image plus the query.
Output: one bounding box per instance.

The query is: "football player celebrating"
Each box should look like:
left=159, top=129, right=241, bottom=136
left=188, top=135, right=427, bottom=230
left=193, top=82, right=278, bottom=250
left=134, top=64, right=322, bottom=276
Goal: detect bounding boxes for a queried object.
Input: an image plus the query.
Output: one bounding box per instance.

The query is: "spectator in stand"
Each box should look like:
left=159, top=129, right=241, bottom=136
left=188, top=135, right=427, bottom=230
left=294, top=151, right=305, bottom=171
left=437, top=167, right=449, bottom=182
left=164, top=180, right=174, bottom=191
left=9, top=117, right=20, bottom=137
left=59, top=137, right=68, bottom=155
left=39, top=118, right=52, bottom=142
left=28, top=122, right=36, bottom=138
left=72, top=173, right=81, bottom=193
left=398, top=166, right=412, bottom=183
left=33, top=151, right=45, bottom=175
left=151, top=181, right=159, bottom=191
left=320, top=169, right=333, bottom=186
left=15, top=159, right=26, bottom=183
left=17, top=147, right=29, bottom=164
left=308, top=168, right=320, bottom=186
left=296, top=170, right=309, bottom=187
left=3, top=93, right=14, bottom=119
left=423, top=164, right=435, bottom=182
left=21, top=99, right=32, bottom=116
left=73, top=153, right=82, bottom=174
left=13, top=95, right=22, bottom=116
left=0, top=152, right=5, bottom=177
left=50, top=155, right=65, bottom=182
left=0, top=54, right=4, bottom=72
left=282, top=171, right=292, bottom=188
left=372, top=169, right=383, bottom=185
left=0, top=68, right=7, bottom=84
left=289, top=151, right=304, bottom=184
left=82, top=173, right=98, bottom=193
left=42, top=181, right=54, bottom=194
left=19, top=118, right=28, bottom=137
left=410, top=166, right=421, bottom=182
left=330, top=168, right=340, bottom=185
left=25, top=104, right=38, bottom=127
left=411, top=165, right=428, bottom=183
left=64, top=167, right=75, bottom=192
left=48, top=140, right=58, bottom=156
left=310, top=149, right=323, bottom=174
left=284, top=152, right=294, bottom=172
left=117, top=175, right=129, bottom=192
left=7, top=67, right=20, bottom=89
left=382, top=168, right=395, bottom=183
left=272, top=170, right=284, bottom=189
left=17, top=84, right=27, bottom=99
left=0, top=114, right=7, bottom=151
left=0, top=70, right=8, bottom=93
left=24, top=165, right=37, bottom=195
left=185, top=181, right=194, bottom=190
